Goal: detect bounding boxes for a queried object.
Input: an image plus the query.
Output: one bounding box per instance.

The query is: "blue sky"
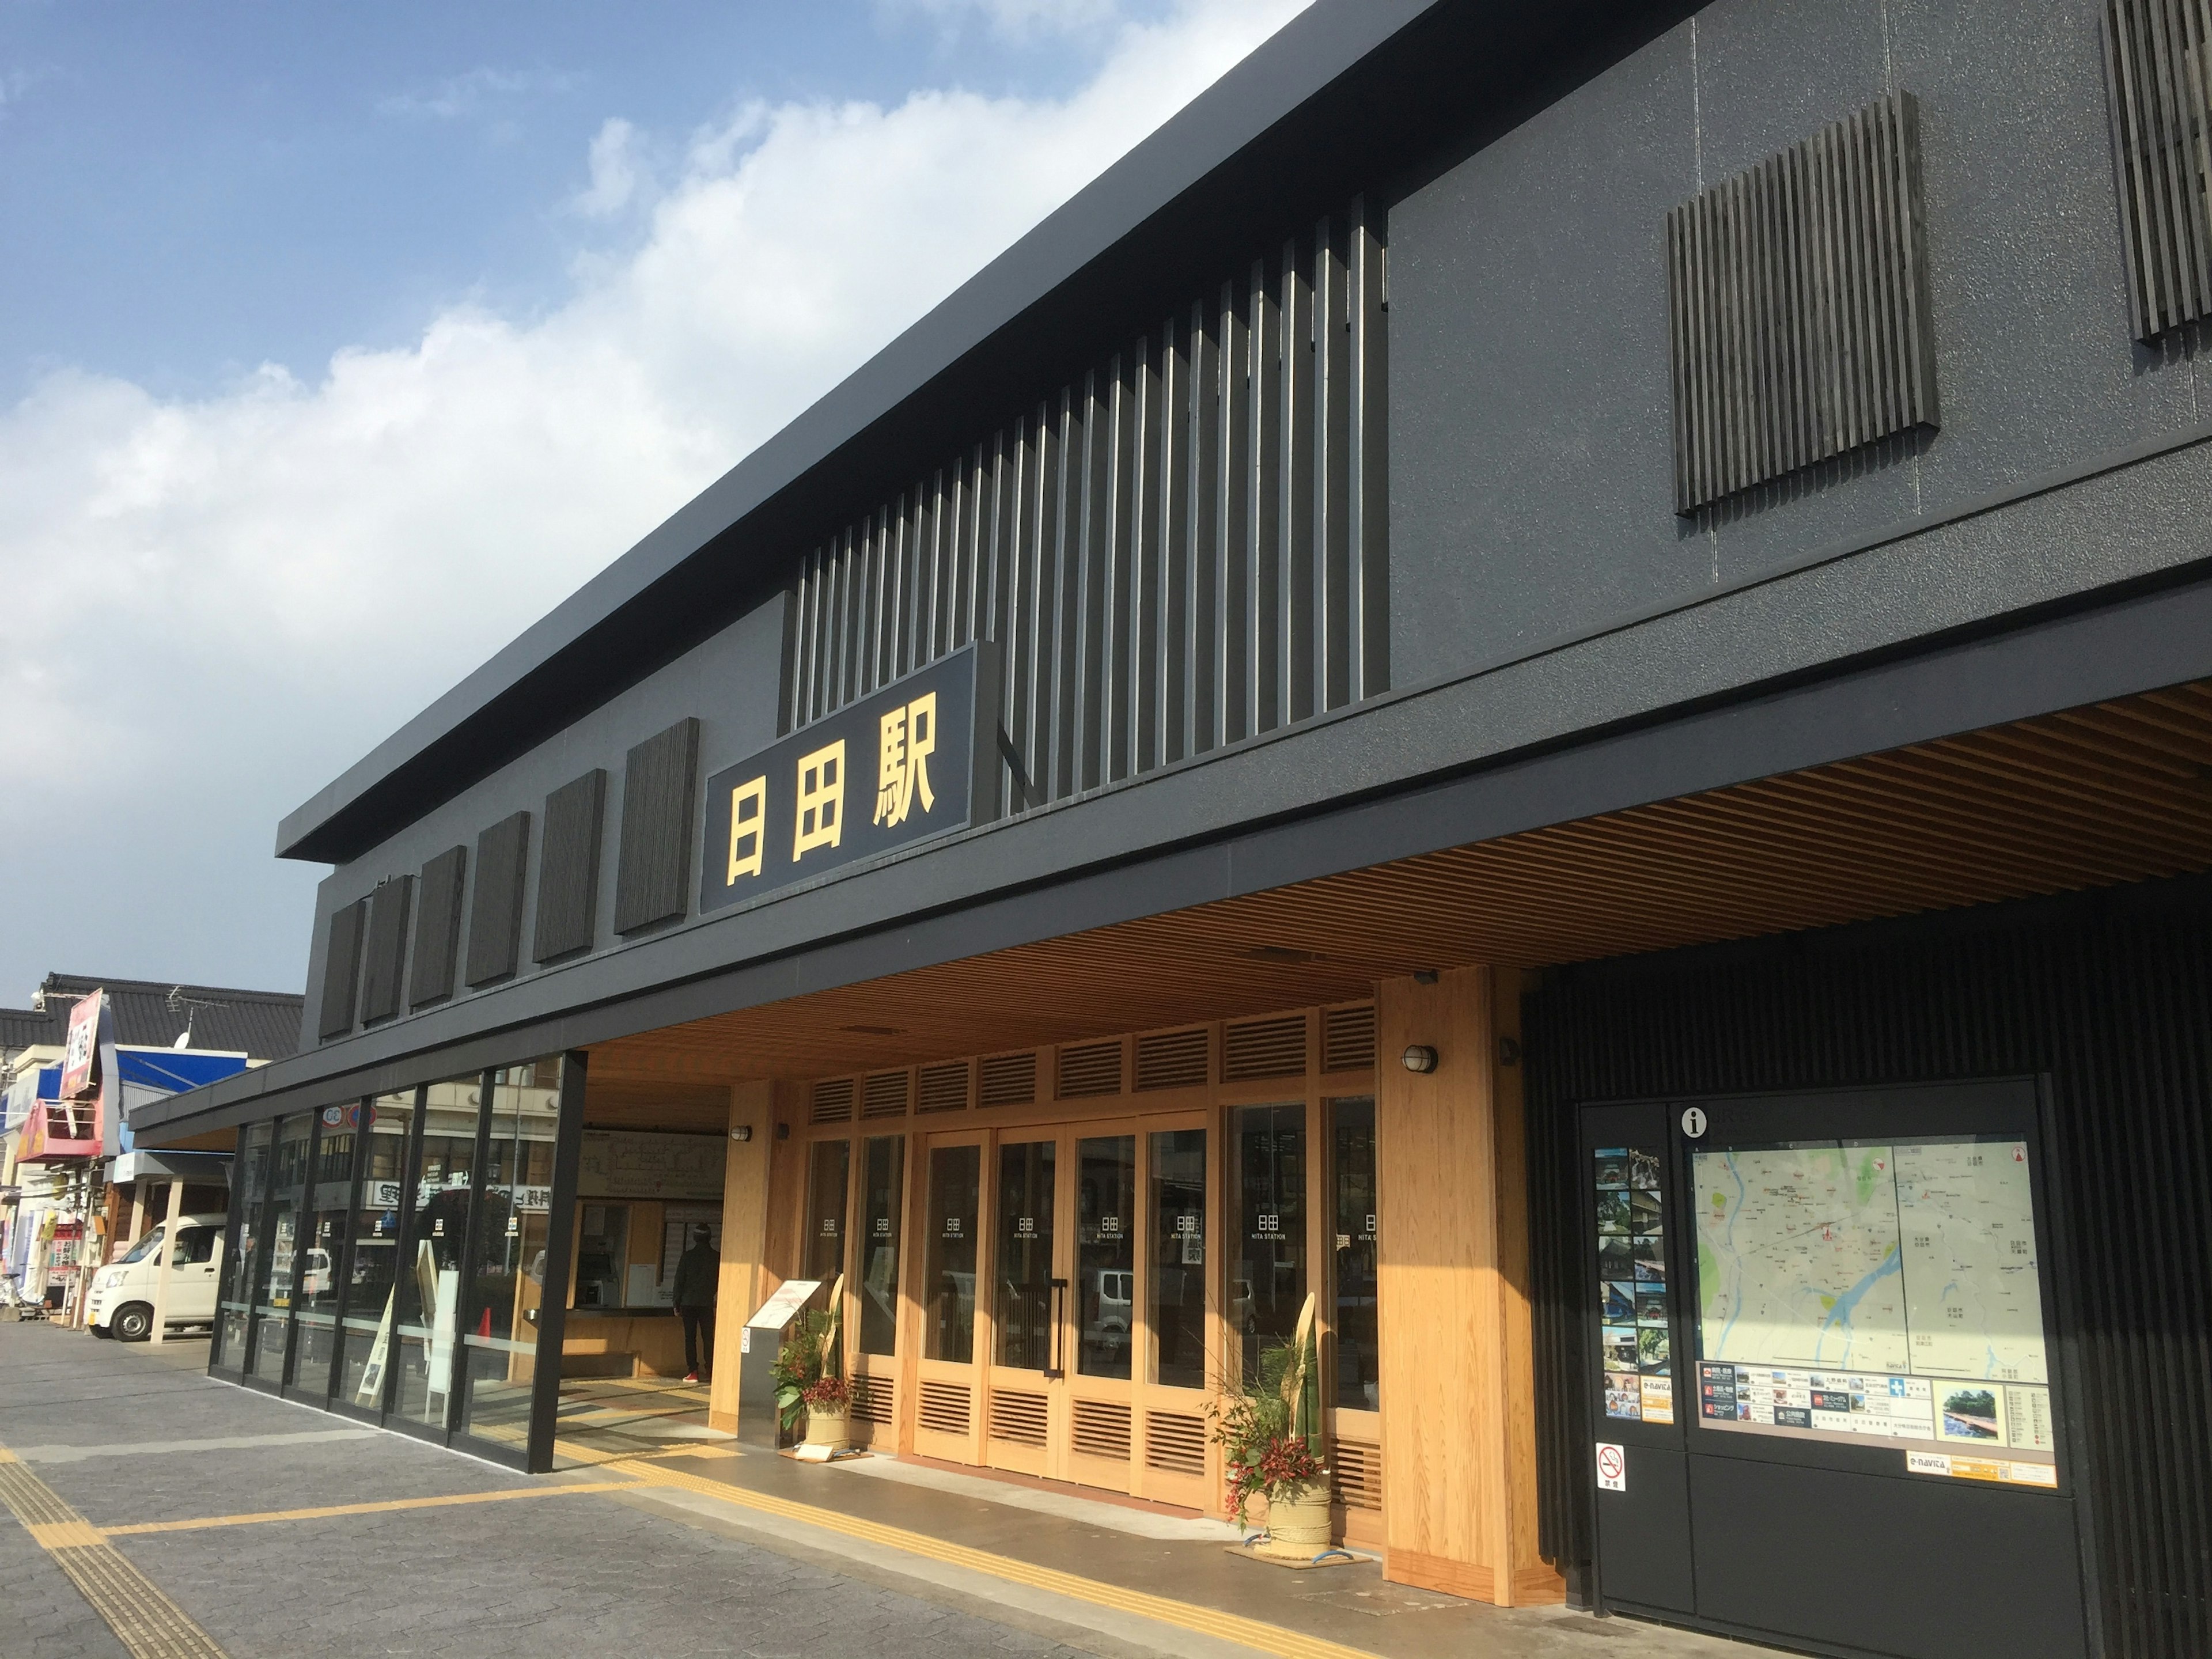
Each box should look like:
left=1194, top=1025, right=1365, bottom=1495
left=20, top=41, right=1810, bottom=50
left=0, top=1, right=1307, bottom=1009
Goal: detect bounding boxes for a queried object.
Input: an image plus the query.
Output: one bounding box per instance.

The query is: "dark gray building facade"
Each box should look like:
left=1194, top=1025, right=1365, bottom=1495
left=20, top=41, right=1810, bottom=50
left=137, top=5, right=2212, bottom=1656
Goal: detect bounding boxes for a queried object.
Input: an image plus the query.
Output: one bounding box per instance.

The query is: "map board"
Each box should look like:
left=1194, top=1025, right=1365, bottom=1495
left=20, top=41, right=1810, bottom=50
left=1692, top=1137, right=2056, bottom=1483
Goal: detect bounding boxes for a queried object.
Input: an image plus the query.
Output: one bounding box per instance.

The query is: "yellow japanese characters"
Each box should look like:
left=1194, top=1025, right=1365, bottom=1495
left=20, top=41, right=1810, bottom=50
left=794, top=739, right=847, bottom=861
left=725, top=775, right=768, bottom=883
left=874, top=692, right=937, bottom=830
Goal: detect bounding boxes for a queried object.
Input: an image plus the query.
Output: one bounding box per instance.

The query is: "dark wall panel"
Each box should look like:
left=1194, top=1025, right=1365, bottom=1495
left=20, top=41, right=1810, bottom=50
left=1523, top=874, right=2212, bottom=1659
left=409, top=844, right=467, bottom=1008
left=533, top=770, right=606, bottom=963
left=466, top=812, right=531, bottom=987
left=613, top=717, right=699, bottom=936
left=316, top=899, right=366, bottom=1039
left=359, top=877, right=414, bottom=1025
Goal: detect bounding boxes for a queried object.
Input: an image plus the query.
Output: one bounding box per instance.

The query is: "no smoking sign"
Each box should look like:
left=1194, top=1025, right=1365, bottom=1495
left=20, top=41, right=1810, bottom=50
left=1595, top=1442, right=1627, bottom=1492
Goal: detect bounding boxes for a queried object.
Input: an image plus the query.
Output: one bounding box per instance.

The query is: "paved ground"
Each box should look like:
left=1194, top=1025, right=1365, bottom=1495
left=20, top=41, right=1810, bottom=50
left=0, top=1321, right=1767, bottom=1659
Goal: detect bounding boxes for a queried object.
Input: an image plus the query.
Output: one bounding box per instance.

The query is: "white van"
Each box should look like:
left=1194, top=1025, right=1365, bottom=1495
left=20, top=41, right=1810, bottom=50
left=88, top=1214, right=225, bottom=1342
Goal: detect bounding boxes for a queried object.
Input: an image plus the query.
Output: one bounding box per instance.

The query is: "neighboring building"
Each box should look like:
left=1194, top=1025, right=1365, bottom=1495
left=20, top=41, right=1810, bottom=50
left=2, top=975, right=303, bottom=1308
left=132, top=5, right=2212, bottom=1658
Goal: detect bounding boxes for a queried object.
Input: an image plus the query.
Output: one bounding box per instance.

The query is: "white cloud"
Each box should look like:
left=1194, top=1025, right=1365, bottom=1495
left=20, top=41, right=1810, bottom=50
left=881, top=0, right=1129, bottom=41
left=377, top=66, right=581, bottom=123
left=0, top=0, right=1313, bottom=999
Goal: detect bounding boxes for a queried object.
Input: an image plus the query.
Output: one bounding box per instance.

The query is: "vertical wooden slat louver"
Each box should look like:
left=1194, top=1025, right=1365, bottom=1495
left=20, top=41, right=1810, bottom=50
left=782, top=198, right=1388, bottom=806
left=1224, top=1014, right=1309, bottom=1081
left=809, top=1078, right=855, bottom=1125
left=861, top=1070, right=910, bottom=1119
left=917, top=1061, right=971, bottom=1114
left=2104, top=0, right=2212, bottom=340
left=1666, top=92, right=1938, bottom=514
left=978, top=1051, right=1037, bottom=1108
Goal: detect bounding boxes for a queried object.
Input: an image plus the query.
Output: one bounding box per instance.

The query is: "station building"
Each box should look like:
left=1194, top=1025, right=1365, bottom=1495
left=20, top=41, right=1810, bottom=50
left=131, top=3, right=2212, bottom=1656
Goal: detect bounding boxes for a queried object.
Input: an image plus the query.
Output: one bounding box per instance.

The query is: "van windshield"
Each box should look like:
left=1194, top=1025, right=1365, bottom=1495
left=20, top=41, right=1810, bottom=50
left=118, top=1229, right=165, bottom=1266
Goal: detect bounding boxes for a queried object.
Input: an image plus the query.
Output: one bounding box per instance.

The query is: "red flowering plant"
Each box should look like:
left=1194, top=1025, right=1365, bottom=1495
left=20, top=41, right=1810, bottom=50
left=771, top=1275, right=847, bottom=1432
left=800, top=1374, right=851, bottom=1414
left=1209, top=1295, right=1327, bottom=1527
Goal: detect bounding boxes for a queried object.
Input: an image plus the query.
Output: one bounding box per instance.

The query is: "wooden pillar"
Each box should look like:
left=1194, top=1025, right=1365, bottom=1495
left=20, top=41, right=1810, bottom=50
left=148, top=1179, right=185, bottom=1345
left=709, top=1080, right=774, bottom=1432
left=1374, top=965, right=1562, bottom=1606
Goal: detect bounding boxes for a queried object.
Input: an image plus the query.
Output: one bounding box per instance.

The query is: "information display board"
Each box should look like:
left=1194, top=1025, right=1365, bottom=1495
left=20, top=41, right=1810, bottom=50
left=1690, top=1135, right=2056, bottom=1487
left=1594, top=1145, right=1674, bottom=1425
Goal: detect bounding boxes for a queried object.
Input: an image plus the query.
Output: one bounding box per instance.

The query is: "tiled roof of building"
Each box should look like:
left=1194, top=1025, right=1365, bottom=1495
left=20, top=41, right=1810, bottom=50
left=30, top=974, right=303, bottom=1062
left=0, top=1007, right=55, bottom=1052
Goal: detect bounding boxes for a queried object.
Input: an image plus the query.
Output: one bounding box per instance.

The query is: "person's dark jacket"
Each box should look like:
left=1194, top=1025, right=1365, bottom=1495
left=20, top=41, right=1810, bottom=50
left=671, top=1241, right=720, bottom=1308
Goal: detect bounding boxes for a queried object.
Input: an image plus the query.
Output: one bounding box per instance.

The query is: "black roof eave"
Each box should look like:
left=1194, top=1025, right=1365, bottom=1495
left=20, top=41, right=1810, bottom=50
left=274, top=0, right=1448, bottom=866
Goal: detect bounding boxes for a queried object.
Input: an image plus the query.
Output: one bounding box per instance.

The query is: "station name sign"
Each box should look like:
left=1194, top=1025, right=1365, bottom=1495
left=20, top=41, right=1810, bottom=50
left=700, top=642, right=1001, bottom=914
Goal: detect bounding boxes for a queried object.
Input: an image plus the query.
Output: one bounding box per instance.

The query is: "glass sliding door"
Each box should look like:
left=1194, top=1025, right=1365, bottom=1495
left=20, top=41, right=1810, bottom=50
left=1232, top=1103, right=1307, bottom=1383
left=293, top=1106, right=359, bottom=1399
left=215, top=1121, right=274, bottom=1370
left=248, top=1116, right=311, bottom=1384
left=1330, top=1097, right=1379, bottom=1411
left=460, top=1058, right=560, bottom=1449
left=1148, top=1128, right=1207, bottom=1390
left=857, top=1137, right=904, bottom=1357
left=993, top=1140, right=1056, bottom=1373
left=924, top=1144, right=980, bottom=1363
left=338, top=1090, right=417, bottom=1411
left=1076, top=1136, right=1135, bottom=1380
left=394, top=1071, right=483, bottom=1431
left=803, top=1139, right=851, bottom=1287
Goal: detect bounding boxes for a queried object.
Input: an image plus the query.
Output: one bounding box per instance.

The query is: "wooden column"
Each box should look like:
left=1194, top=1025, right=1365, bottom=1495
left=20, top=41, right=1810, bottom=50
left=1374, top=965, right=1562, bottom=1605
left=709, top=1079, right=774, bottom=1432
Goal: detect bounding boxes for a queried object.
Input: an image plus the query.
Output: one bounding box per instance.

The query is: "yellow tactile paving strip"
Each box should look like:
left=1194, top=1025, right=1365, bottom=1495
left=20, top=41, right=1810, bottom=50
left=0, top=1446, right=229, bottom=1659
left=609, top=1453, right=1381, bottom=1659
left=103, top=1479, right=643, bottom=1537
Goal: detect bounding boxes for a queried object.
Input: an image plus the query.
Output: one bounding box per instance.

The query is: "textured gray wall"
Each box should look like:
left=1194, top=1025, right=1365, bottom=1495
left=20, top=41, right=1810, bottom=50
left=1388, top=0, right=2207, bottom=687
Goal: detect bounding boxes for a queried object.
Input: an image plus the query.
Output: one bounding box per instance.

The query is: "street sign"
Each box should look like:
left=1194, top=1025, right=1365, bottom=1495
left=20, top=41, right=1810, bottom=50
left=1596, top=1442, right=1627, bottom=1491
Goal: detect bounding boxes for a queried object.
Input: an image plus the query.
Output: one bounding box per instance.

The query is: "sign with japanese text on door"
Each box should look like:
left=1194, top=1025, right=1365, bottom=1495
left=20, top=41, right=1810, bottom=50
left=699, top=642, right=1001, bottom=914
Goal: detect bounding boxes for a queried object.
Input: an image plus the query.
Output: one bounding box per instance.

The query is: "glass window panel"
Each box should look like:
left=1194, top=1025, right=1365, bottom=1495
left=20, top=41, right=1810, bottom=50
left=294, top=1106, right=361, bottom=1398
left=217, top=1121, right=274, bottom=1367
left=395, top=1071, right=483, bottom=1430
left=923, top=1145, right=980, bottom=1363
left=461, top=1058, right=563, bottom=1446
left=804, top=1140, right=851, bottom=1287
left=1077, top=1135, right=1135, bottom=1380
left=1232, top=1103, right=1307, bottom=1384
left=1330, top=1097, right=1379, bottom=1411
left=858, top=1137, right=904, bottom=1357
left=249, top=1115, right=312, bottom=1384
left=993, top=1141, right=1056, bottom=1371
left=339, top=1090, right=415, bottom=1410
left=1148, top=1128, right=1207, bottom=1390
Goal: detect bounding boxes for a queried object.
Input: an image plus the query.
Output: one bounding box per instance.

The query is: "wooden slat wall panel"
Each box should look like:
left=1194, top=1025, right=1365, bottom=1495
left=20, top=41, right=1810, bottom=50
left=783, top=198, right=1389, bottom=810
left=613, top=718, right=700, bottom=936
left=534, top=770, right=607, bottom=964
left=466, top=812, right=531, bottom=988
left=408, top=845, right=467, bottom=1009
left=1667, top=92, right=1937, bottom=513
left=2104, top=0, right=2212, bottom=340
left=588, top=683, right=2212, bottom=1086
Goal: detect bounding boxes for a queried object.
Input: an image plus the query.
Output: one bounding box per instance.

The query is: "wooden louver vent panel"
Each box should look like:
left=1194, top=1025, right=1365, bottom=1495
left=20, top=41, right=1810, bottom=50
left=809, top=1078, right=855, bottom=1124
left=2105, top=0, right=2212, bottom=340
left=918, top=1380, right=971, bottom=1437
left=1057, top=1040, right=1124, bottom=1099
left=1071, top=1399, right=1133, bottom=1461
left=1321, top=1004, right=1376, bottom=1073
left=1333, top=1439, right=1382, bottom=1510
left=918, top=1062, right=971, bottom=1114
left=1665, top=90, right=1937, bottom=514
left=1224, top=1015, right=1308, bottom=1081
left=1134, top=1028, right=1210, bottom=1092
left=862, top=1070, right=911, bottom=1119
left=978, top=1051, right=1037, bottom=1108
left=851, top=1378, right=896, bottom=1426
left=990, top=1389, right=1050, bottom=1447
left=1144, top=1411, right=1208, bottom=1477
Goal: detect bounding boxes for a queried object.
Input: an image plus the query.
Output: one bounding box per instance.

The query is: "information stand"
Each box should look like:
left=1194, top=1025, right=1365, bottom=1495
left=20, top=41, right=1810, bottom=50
left=734, top=1279, right=821, bottom=1450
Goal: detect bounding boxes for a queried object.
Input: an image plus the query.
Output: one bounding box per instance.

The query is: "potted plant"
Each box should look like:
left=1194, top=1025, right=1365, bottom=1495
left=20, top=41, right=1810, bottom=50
left=772, top=1274, right=849, bottom=1453
left=1211, top=1294, right=1331, bottom=1556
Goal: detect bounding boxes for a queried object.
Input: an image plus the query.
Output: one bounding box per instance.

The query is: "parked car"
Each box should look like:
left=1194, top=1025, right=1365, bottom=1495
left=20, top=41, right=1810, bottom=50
left=87, top=1215, right=225, bottom=1342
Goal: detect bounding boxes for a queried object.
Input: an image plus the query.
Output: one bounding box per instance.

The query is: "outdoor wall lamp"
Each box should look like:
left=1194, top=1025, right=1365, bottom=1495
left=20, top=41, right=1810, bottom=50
left=729, top=1125, right=752, bottom=1142
left=1401, top=1044, right=1438, bottom=1074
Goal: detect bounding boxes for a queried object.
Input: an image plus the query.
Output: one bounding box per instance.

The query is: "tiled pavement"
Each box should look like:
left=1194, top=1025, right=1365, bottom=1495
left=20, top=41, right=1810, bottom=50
left=0, top=1323, right=1120, bottom=1658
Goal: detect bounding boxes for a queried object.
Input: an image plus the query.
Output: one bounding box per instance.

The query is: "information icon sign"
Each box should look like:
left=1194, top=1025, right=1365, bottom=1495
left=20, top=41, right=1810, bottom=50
left=1680, top=1106, right=1708, bottom=1139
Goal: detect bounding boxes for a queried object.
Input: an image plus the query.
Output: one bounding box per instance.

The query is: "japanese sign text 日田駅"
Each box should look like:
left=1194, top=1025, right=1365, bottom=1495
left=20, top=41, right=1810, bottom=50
left=699, top=643, right=998, bottom=914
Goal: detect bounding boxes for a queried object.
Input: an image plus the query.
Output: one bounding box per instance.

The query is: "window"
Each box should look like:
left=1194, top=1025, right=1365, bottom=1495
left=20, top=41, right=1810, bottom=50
left=1232, top=1103, right=1306, bottom=1384
left=1149, top=1128, right=1206, bottom=1389
left=924, top=1145, right=980, bottom=1363
left=249, top=1116, right=312, bottom=1384
left=461, top=1058, right=562, bottom=1446
left=394, top=1071, right=482, bottom=1429
left=339, top=1090, right=415, bottom=1410
left=173, top=1226, right=218, bottom=1266
left=804, top=1140, right=851, bottom=1286
left=1330, top=1096, right=1378, bottom=1411
left=858, top=1138, right=904, bottom=1356
left=994, top=1140, right=1056, bottom=1371
left=1077, top=1136, right=1135, bottom=1380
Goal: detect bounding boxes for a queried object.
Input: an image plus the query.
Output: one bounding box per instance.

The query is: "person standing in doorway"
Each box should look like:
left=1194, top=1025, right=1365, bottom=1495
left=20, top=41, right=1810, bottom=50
left=673, top=1223, right=719, bottom=1384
